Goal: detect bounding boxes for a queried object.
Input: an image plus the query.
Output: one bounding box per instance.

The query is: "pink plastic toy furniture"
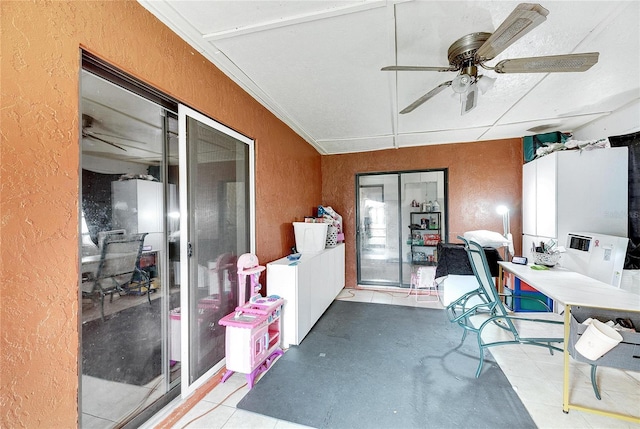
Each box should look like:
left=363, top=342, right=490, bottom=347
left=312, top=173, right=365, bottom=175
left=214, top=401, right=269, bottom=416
left=218, top=253, right=284, bottom=388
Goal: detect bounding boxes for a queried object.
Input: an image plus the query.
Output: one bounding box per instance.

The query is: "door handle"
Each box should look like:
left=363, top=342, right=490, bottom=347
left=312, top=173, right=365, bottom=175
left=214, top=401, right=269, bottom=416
left=187, top=242, right=193, bottom=258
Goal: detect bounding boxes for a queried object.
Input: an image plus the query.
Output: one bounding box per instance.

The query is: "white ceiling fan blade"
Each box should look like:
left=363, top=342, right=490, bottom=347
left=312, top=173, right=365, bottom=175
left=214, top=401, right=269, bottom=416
left=400, top=81, right=452, bottom=114
left=382, top=65, right=456, bottom=72
left=476, top=3, right=549, bottom=61
left=494, top=52, right=599, bottom=73
left=82, top=132, right=127, bottom=152
left=87, top=130, right=153, bottom=146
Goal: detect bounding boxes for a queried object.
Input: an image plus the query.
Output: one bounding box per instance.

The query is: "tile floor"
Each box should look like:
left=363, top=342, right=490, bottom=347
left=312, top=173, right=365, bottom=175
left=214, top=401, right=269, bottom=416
left=163, top=288, right=640, bottom=429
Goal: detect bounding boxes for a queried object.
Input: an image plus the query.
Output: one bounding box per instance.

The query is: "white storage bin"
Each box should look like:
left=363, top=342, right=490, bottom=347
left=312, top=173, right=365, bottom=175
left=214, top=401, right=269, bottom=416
left=293, top=222, right=328, bottom=253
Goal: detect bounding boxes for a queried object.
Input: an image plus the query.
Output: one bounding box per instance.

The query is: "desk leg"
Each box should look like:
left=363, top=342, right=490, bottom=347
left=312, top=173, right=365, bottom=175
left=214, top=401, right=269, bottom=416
left=562, top=304, right=571, bottom=413
left=496, top=265, right=503, bottom=295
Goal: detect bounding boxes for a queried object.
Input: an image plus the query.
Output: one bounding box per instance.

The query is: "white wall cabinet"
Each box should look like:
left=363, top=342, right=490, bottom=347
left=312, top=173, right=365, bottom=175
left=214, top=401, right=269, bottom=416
left=522, top=148, right=628, bottom=260
left=112, top=179, right=165, bottom=251
left=267, top=243, right=345, bottom=348
left=522, top=160, right=537, bottom=238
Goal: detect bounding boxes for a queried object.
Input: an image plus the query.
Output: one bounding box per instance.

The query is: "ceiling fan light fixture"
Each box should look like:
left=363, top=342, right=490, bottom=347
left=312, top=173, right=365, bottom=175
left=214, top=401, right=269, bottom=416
left=476, top=75, right=496, bottom=94
left=451, top=73, right=472, bottom=93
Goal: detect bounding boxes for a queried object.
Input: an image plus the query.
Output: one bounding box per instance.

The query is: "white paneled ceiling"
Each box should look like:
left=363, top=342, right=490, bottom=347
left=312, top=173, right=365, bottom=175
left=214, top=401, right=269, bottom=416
left=138, top=1, right=640, bottom=155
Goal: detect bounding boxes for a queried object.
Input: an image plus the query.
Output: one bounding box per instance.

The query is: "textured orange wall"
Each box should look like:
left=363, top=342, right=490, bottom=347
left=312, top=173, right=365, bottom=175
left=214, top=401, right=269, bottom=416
left=1, top=1, right=319, bottom=427
left=322, top=139, right=523, bottom=287
left=1, top=1, right=523, bottom=426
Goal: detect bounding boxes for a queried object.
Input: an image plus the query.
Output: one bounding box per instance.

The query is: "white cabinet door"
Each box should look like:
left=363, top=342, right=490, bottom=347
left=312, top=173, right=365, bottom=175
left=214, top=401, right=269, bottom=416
left=266, top=264, right=298, bottom=348
left=334, top=244, right=345, bottom=296
left=296, top=251, right=320, bottom=338
left=112, top=179, right=164, bottom=251
left=535, top=153, right=558, bottom=239
left=522, top=161, right=537, bottom=236
left=137, top=180, right=163, bottom=236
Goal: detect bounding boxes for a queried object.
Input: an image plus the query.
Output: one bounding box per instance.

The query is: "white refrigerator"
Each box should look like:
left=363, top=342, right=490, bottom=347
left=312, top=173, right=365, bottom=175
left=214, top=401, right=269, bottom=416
left=522, top=147, right=628, bottom=266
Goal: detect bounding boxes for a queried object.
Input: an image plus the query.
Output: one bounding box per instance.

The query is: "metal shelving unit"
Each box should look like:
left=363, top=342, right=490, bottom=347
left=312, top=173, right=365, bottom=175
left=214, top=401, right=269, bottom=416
left=408, top=211, right=441, bottom=265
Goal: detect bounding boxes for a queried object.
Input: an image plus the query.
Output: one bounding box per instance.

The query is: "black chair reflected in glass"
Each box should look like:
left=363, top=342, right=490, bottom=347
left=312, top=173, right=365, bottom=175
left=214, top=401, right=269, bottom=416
left=82, top=232, right=150, bottom=321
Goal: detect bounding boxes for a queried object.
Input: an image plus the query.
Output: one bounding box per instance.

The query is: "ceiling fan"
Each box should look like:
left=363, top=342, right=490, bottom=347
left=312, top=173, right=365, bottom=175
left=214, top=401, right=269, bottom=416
left=382, top=3, right=599, bottom=115
left=82, top=114, right=128, bottom=151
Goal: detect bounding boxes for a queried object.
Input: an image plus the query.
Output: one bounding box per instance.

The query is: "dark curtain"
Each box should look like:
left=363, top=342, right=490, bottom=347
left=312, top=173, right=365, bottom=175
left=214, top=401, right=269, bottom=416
left=609, top=131, right=640, bottom=269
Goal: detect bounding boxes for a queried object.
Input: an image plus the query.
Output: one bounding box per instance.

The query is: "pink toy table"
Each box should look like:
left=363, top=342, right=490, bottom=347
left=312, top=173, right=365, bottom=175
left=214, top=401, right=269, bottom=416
left=218, top=253, right=284, bottom=388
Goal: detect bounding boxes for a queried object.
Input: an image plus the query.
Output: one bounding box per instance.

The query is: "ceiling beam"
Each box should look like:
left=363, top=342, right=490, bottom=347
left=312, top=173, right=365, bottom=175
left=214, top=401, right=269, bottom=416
left=202, top=2, right=390, bottom=41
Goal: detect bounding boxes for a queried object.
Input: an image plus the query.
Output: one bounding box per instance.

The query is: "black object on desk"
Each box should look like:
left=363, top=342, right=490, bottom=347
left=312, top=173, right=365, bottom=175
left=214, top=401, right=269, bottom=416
left=435, top=243, right=503, bottom=278
left=512, top=256, right=528, bottom=265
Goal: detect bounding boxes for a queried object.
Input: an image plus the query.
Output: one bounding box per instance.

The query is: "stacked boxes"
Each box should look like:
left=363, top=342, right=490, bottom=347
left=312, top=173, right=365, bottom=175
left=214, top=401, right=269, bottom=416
left=504, top=276, right=553, bottom=312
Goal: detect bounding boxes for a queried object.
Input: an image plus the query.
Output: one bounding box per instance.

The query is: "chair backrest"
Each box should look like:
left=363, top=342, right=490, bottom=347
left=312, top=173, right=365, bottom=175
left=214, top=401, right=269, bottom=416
left=94, top=233, right=148, bottom=290
left=459, top=236, right=512, bottom=320
left=97, top=229, right=126, bottom=251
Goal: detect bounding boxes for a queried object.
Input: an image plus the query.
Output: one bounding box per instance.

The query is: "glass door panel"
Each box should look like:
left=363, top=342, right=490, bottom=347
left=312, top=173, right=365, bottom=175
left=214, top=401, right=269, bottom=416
left=356, top=174, right=401, bottom=286
left=179, top=105, right=254, bottom=392
left=80, top=69, right=178, bottom=427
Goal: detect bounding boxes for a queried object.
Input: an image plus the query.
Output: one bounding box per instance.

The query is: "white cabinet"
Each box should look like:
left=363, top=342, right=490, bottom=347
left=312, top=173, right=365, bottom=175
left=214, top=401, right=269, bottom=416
left=534, top=153, right=558, bottom=238
left=522, top=148, right=628, bottom=260
left=267, top=243, right=345, bottom=348
left=112, top=179, right=166, bottom=251
left=522, top=160, right=537, bottom=237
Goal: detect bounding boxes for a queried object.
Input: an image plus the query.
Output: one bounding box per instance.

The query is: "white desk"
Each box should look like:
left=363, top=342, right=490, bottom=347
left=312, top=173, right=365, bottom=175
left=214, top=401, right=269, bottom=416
left=498, top=262, right=640, bottom=423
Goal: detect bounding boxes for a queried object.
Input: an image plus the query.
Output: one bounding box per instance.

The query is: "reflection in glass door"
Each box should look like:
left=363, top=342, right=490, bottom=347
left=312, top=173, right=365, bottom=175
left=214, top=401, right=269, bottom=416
left=79, top=59, right=255, bottom=425
left=179, top=105, right=254, bottom=392
left=360, top=185, right=386, bottom=251
left=79, top=67, right=179, bottom=428
left=356, top=170, right=447, bottom=288
left=357, top=174, right=401, bottom=286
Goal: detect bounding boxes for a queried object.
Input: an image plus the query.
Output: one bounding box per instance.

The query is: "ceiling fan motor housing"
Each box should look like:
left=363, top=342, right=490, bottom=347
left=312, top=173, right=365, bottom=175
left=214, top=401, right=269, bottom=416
left=447, top=32, right=491, bottom=70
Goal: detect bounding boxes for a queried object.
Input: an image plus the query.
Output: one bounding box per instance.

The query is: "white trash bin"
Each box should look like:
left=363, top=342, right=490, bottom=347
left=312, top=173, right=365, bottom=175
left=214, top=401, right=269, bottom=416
left=575, top=319, right=623, bottom=361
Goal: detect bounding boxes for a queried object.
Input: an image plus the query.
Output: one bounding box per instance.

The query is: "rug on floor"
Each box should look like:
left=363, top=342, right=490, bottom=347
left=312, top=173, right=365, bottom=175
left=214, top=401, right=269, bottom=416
left=82, top=297, right=162, bottom=386
left=237, top=300, right=535, bottom=429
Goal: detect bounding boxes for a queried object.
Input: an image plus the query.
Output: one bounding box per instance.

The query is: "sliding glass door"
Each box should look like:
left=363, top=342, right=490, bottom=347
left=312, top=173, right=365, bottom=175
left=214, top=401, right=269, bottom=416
left=356, top=170, right=448, bottom=288
left=179, top=105, right=255, bottom=393
left=79, top=55, right=255, bottom=426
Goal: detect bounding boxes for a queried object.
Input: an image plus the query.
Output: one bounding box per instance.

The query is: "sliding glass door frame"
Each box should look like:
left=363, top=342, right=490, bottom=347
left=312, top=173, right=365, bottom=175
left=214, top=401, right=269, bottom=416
left=178, top=104, right=255, bottom=396
left=356, top=169, right=448, bottom=288
left=79, top=53, right=257, bottom=425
